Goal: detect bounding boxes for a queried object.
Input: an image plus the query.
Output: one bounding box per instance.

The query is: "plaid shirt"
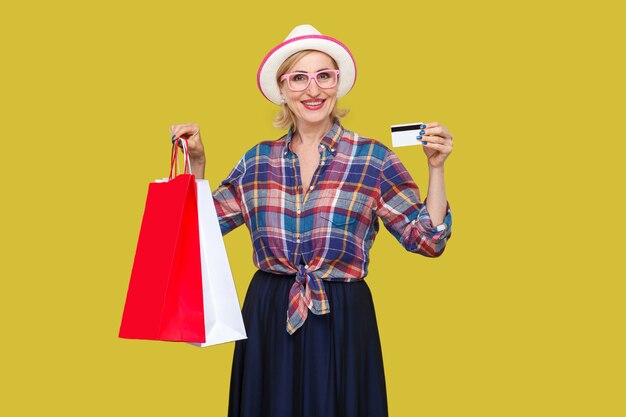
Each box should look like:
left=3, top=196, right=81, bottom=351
left=212, top=119, right=452, bottom=334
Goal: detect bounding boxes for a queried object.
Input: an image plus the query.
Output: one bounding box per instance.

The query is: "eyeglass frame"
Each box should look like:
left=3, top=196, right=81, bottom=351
left=279, top=69, right=340, bottom=92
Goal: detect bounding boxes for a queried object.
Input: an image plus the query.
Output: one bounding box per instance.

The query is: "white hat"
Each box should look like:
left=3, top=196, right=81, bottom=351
left=257, top=24, right=357, bottom=105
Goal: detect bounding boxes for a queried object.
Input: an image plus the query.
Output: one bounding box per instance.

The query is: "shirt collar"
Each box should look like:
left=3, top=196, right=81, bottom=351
left=283, top=118, right=344, bottom=158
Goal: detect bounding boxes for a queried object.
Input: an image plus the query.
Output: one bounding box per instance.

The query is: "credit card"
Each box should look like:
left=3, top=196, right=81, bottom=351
left=391, top=122, right=426, bottom=148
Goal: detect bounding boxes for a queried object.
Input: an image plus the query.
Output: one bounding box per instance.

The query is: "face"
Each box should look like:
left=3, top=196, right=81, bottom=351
left=279, top=51, right=338, bottom=128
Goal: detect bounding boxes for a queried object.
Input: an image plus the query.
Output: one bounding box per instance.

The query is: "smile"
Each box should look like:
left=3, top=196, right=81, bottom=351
left=301, top=99, right=325, bottom=110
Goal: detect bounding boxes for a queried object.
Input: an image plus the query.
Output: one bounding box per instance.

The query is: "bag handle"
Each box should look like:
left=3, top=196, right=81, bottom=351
left=169, top=137, right=193, bottom=180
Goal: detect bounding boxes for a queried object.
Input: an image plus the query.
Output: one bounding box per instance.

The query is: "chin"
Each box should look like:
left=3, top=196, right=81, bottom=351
left=297, top=107, right=334, bottom=125
left=301, top=113, right=332, bottom=125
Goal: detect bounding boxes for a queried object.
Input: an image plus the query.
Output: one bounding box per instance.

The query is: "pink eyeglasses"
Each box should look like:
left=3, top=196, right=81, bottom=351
left=280, top=69, right=340, bottom=91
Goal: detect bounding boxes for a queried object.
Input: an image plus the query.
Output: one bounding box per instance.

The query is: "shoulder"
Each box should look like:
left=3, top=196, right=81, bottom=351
left=340, top=126, right=391, bottom=162
left=240, top=133, right=289, bottom=162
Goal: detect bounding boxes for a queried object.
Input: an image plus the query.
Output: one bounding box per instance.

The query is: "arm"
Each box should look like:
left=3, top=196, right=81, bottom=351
left=169, top=123, right=244, bottom=235
left=190, top=155, right=206, bottom=180
left=421, top=121, right=454, bottom=226
left=426, top=165, right=447, bottom=226
left=211, top=156, right=246, bottom=236
left=376, top=148, right=452, bottom=257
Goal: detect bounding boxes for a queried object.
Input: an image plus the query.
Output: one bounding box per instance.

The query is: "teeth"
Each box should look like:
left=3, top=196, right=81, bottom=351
left=304, top=101, right=323, bottom=106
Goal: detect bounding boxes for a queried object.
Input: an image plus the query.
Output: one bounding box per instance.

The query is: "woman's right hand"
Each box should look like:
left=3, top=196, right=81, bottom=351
left=170, top=122, right=206, bottom=179
left=170, top=122, right=206, bottom=162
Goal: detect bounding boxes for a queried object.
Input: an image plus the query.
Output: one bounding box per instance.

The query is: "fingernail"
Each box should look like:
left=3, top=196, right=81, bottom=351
left=422, top=141, right=427, bottom=145
left=417, top=135, right=423, bottom=140
left=420, top=124, right=426, bottom=129
left=419, top=130, right=425, bottom=135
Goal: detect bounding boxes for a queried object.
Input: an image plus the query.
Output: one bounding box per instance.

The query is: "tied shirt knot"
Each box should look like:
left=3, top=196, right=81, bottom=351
left=286, top=264, right=330, bottom=335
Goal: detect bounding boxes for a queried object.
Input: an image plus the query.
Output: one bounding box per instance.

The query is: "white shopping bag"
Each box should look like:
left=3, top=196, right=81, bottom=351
left=188, top=179, right=247, bottom=347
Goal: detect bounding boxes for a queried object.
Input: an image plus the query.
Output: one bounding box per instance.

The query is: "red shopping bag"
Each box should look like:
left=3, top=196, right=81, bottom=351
left=119, top=139, right=205, bottom=342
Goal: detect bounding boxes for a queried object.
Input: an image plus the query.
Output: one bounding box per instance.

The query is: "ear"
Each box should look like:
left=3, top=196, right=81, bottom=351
left=278, top=86, right=287, bottom=103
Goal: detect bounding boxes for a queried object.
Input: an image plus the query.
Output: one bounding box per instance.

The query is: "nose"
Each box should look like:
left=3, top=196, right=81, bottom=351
left=306, top=77, right=321, bottom=96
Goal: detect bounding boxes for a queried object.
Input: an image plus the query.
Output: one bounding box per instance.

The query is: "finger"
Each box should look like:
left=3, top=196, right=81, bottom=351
left=171, top=135, right=186, bottom=148
left=172, top=127, right=196, bottom=140
left=171, top=122, right=198, bottom=134
left=171, top=130, right=191, bottom=146
left=423, top=126, right=451, bottom=139
left=422, top=142, right=452, bottom=153
left=184, top=130, right=201, bottom=143
left=420, top=135, right=447, bottom=145
left=183, top=124, right=200, bottom=137
left=171, top=125, right=182, bottom=137
left=424, top=123, right=454, bottom=141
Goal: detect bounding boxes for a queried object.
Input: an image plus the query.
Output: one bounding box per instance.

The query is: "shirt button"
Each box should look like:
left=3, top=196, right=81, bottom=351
left=309, top=185, right=315, bottom=190
left=296, top=209, right=301, bottom=215
left=304, top=265, right=309, bottom=270
left=321, top=161, right=325, bottom=166
left=296, top=238, right=301, bottom=243
left=330, top=148, right=335, bottom=152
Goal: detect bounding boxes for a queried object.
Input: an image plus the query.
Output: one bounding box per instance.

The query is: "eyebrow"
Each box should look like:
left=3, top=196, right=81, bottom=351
left=291, top=67, right=333, bottom=73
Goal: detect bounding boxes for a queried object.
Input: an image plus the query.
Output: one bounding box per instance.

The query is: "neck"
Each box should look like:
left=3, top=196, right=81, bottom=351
left=294, top=118, right=334, bottom=147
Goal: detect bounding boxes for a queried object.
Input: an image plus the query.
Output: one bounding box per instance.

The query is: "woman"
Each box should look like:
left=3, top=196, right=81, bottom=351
left=171, top=24, right=453, bottom=417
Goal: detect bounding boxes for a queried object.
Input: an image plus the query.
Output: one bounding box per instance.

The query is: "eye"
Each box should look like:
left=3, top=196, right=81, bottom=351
left=317, top=71, right=331, bottom=80
left=291, top=74, right=308, bottom=82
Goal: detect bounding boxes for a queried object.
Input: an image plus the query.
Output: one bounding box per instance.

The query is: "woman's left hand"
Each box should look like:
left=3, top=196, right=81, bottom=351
left=420, top=122, right=454, bottom=168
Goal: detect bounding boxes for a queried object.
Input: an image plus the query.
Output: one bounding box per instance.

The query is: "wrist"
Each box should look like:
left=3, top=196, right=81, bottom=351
left=428, top=164, right=444, bottom=173
left=190, top=154, right=206, bottom=164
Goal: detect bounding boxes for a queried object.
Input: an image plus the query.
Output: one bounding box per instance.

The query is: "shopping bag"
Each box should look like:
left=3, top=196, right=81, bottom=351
left=119, top=138, right=205, bottom=342
left=189, top=179, right=247, bottom=347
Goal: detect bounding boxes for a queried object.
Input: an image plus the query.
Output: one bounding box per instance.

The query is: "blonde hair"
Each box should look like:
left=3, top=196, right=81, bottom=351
left=273, top=50, right=349, bottom=133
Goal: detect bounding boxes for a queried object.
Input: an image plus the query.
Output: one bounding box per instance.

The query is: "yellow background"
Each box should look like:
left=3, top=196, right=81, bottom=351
left=2, top=0, right=624, bottom=415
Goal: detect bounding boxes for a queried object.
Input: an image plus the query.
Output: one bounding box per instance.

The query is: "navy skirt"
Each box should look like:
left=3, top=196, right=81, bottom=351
left=228, top=269, right=388, bottom=417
